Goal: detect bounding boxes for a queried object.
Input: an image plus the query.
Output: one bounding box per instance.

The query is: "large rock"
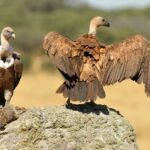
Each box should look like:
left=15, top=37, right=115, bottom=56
left=0, top=104, right=139, bottom=150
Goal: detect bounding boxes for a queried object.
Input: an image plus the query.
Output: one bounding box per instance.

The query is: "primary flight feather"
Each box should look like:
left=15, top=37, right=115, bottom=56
left=43, top=16, right=150, bottom=103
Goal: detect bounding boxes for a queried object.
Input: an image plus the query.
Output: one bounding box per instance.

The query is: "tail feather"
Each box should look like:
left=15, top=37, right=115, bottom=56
left=86, top=82, right=94, bottom=101
left=70, top=82, right=79, bottom=100
left=78, top=81, right=88, bottom=101
left=56, top=79, right=105, bottom=102
left=56, top=83, right=65, bottom=93
left=95, top=80, right=106, bottom=98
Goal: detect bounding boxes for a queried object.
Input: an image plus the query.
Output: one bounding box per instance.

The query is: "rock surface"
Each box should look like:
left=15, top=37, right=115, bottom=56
left=0, top=103, right=139, bottom=150
left=0, top=105, right=26, bottom=129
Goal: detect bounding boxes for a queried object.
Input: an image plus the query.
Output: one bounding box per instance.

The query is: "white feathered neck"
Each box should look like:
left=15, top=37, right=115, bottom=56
left=0, top=32, right=13, bottom=52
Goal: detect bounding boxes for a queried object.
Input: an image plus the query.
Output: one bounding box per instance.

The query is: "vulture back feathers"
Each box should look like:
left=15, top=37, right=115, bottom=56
left=43, top=16, right=150, bottom=102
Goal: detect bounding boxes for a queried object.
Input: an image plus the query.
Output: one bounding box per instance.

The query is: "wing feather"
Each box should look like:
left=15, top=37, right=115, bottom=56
left=43, top=32, right=79, bottom=77
left=43, top=32, right=150, bottom=100
left=98, top=35, right=150, bottom=95
left=13, top=54, right=23, bottom=89
left=119, top=63, right=126, bottom=82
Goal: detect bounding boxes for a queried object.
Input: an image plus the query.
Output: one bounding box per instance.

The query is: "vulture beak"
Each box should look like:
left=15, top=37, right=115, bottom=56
left=11, top=33, right=15, bottom=39
left=104, top=20, right=110, bottom=27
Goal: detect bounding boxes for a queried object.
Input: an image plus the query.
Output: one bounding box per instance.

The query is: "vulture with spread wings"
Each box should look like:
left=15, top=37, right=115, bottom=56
left=43, top=16, right=150, bottom=103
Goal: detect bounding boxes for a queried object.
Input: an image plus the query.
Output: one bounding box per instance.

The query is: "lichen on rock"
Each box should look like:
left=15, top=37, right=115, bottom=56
left=0, top=103, right=139, bottom=150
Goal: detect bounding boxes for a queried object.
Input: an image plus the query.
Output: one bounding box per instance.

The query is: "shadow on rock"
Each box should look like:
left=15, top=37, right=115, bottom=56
left=66, top=102, right=121, bottom=116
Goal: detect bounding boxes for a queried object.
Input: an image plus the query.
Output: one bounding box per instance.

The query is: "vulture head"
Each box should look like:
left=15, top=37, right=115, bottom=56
left=89, top=16, right=110, bottom=36
left=0, top=27, right=16, bottom=69
left=1, top=27, right=15, bottom=42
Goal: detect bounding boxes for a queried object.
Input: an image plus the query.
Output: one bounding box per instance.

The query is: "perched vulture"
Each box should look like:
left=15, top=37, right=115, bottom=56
left=43, top=16, right=150, bottom=103
left=0, top=53, right=23, bottom=107
left=0, top=27, right=16, bottom=69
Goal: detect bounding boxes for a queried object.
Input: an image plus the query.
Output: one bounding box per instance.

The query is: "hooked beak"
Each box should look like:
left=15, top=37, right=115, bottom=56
left=11, top=33, right=15, bottom=38
left=103, top=20, right=110, bottom=27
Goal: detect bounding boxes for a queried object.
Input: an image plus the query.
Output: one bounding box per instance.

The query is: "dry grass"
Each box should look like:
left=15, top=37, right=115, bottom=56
left=11, top=58, right=150, bottom=150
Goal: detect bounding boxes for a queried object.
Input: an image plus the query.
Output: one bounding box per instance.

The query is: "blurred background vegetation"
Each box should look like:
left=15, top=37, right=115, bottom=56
left=0, top=0, right=150, bottom=71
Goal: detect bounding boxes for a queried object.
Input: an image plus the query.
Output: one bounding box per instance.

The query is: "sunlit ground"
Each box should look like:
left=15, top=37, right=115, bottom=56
left=12, top=58, right=150, bottom=150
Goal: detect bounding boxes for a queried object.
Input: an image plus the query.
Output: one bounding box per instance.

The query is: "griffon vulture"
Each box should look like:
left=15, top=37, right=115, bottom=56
left=0, top=27, right=16, bottom=69
left=0, top=53, right=23, bottom=107
left=43, top=16, right=150, bottom=103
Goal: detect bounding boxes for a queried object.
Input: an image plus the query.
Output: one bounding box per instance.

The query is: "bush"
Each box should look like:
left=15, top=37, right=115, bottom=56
left=41, top=59, right=56, bottom=72
left=21, top=54, right=32, bottom=71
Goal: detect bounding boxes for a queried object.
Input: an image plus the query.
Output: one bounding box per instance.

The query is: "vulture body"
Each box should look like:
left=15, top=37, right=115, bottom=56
left=0, top=53, right=23, bottom=107
left=43, top=16, right=150, bottom=103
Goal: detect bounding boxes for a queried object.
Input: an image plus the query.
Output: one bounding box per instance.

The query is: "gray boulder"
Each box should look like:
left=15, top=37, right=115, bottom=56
left=0, top=103, right=139, bottom=150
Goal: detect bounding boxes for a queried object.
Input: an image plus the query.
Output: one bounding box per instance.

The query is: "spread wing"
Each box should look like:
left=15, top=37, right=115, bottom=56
left=43, top=32, right=79, bottom=77
left=13, top=53, right=23, bottom=89
left=98, top=35, right=150, bottom=96
left=43, top=32, right=105, bottom=101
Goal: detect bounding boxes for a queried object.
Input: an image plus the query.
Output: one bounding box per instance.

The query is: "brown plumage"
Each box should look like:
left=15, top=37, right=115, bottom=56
left=0, top=53, right=23, bottom=107
left=43, top=16, right=150, bottom=103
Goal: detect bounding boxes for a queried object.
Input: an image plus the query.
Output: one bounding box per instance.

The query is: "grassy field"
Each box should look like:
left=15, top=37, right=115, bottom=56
left=11, top=69, right=150, bottom=150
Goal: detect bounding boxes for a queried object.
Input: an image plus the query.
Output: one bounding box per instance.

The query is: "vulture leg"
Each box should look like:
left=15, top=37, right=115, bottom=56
left=66, top=98, right=71, bottom=105
left=4, top=90, right=13, bottom=106
left=4, top=56, right=14, bottom=69
left=88, top=100, right=96, bottom=106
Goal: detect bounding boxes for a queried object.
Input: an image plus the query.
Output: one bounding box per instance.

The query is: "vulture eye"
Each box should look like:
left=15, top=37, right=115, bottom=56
left=6, top=30, right=10, bottom=33
left=102, top=19, right=105, bottom=22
